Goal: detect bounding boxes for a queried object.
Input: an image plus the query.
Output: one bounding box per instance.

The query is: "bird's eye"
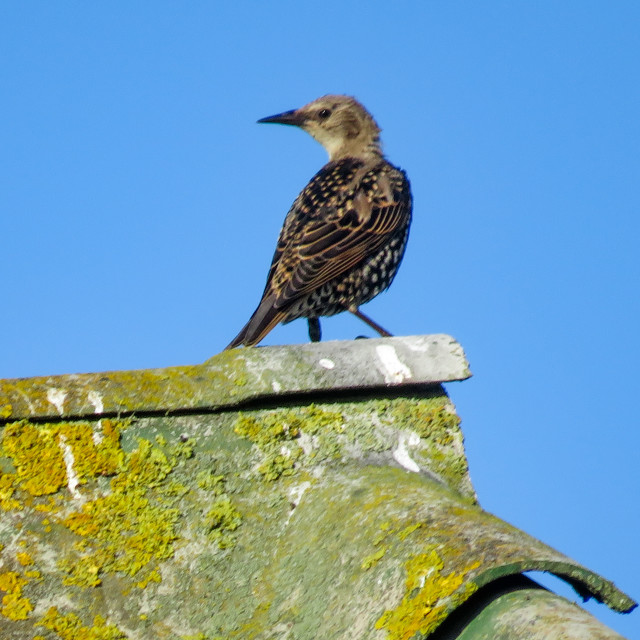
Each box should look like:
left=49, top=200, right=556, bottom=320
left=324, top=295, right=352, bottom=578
left=318, top=108, right=331, bottom=120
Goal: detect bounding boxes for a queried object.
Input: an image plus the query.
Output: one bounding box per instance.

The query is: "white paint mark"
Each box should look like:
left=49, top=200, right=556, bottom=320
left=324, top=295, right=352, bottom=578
left=285, top=481, right=311, bottom=524
left=92, top=420, right=104, bottom=445
left=318, top=358, right=335, bottom=370
left=298, top=431, right=314, bottom=455
left=376, top=345, right=412, bottom=384
left=59, top=434, right=82, bottom=500
left=87, top=390, right=104, bottom=414
left=393, top=434, right=420, bottom=473
left=47, top=388, right=67, bottom=415
left=289, top=481, right=310, bottom=507
left=272, top=381, right=282, bottom=392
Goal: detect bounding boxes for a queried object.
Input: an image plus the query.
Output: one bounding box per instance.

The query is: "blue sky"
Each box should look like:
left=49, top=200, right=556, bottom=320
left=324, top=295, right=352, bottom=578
left=2, top=2, right=639, bottom=636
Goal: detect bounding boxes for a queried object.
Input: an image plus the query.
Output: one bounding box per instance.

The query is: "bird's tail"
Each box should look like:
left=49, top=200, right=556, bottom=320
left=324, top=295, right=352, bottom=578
left=225, top=294, right=285, bottom=349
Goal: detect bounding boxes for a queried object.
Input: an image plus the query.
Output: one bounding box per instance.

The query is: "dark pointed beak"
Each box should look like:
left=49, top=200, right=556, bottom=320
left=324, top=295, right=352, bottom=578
left=257, top=108, right=305, bottom=126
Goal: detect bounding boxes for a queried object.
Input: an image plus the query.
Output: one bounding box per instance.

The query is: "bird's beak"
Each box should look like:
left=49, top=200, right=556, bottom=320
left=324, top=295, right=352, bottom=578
left=257, top=108, right=305, bottom=127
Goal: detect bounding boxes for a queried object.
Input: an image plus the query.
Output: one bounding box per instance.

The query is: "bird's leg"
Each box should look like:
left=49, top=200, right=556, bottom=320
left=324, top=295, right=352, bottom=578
left=349, top=307, right=393, bottom=337
left=308, top=317, right=322, bottom=342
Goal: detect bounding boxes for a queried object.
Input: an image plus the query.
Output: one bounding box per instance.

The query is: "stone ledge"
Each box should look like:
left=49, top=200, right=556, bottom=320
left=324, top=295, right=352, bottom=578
left=0, top=334, right=470, bottom=422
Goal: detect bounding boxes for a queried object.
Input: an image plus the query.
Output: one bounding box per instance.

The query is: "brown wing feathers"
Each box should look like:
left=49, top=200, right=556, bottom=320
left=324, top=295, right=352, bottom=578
left=225, top=167, right=408, bottom=349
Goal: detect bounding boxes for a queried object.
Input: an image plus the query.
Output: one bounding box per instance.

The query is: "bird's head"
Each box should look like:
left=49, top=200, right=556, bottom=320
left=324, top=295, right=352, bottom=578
left=258, top=95, right=382, bottom=161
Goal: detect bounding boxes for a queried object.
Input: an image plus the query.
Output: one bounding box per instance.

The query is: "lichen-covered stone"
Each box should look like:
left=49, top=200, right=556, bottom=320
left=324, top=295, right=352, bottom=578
left=0, top=335, right=470, bottom=422
left=0, top=337, right=634, bottom=639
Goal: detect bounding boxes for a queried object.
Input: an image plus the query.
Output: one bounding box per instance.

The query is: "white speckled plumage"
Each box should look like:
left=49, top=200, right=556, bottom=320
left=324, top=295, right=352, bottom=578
left=227, top=95, right=412, bottom=349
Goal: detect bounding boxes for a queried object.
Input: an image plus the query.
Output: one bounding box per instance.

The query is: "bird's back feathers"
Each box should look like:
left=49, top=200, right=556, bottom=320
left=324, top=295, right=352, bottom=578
left=226, top=156, right=411, bottom=349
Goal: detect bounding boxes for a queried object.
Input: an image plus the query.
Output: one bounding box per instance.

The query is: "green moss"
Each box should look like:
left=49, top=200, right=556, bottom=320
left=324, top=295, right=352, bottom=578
left=199, top=473, right=243, bottom=548
left=381, top=398, right=472, bottom=496
left=232, top=372, right=248, bottom=387
left=88, top=366, right=222, bottom=413
left=233, top=404, right=351, bottom=483
left=234, top=413, right=302, bottom=446
left=234, top=412, right=304, bottom=482
left=232, top=398, right=473, bottom=499
left=196, top=471, right=226, bottom=491
left=388, top=399, right=460, bottom=444
left=297, top=405, right=344, bottom=435
left=170, top=437, right=196, bottom=460
left=205, top=495, right=242, bottom=549
left=0, top=354, right=251, bottom=423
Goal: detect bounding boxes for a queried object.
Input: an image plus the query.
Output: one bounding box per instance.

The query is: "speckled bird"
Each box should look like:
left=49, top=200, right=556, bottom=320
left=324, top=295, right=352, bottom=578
left=226, top=95, right=412, bottom=349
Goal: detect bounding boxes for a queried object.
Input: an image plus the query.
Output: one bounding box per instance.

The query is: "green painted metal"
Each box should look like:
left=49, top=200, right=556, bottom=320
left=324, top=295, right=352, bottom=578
left=0, top=336, right=634, bottom=639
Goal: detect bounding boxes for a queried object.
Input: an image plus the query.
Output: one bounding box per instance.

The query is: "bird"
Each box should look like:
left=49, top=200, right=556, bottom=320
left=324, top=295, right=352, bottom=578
left=225, top=94, right=412, bottom=349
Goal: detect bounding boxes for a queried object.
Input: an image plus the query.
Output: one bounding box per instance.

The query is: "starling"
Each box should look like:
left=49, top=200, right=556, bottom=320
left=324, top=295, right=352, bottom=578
left=226, top=95, right=412, bottom=349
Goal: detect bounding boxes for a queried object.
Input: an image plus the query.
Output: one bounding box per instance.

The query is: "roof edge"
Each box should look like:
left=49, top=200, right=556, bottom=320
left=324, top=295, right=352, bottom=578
left=0, top=334, right=470, bottom=422
left=474, top=561, right=637, bottom=614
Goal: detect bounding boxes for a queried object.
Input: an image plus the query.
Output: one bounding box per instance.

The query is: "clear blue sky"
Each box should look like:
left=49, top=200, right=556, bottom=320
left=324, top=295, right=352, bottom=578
left=2, top=2, right=638, bottom=636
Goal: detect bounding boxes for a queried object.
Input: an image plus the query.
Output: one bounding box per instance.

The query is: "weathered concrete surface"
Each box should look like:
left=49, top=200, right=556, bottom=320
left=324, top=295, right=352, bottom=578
left=0, top=336, right=634, bottom=640
left=0, top=334, right=470, bottom=422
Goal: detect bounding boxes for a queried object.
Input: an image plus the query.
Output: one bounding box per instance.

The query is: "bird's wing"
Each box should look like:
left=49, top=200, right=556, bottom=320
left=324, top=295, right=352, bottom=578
left=260, top=158, right=364, bottom=297
left=270, top=190, right=410, bottom=309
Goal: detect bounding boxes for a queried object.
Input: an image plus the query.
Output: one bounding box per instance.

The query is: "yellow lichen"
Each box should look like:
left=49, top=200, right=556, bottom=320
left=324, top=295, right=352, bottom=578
left=397, top=522, right=423, bottom=541
left=2, top=421, right=66, bottom=496
left=16, top=551, right=33, bottom=566
left=0, top=419, right=125, bottom=503
left=0, top=471, right=19, bottom=510
left=136, top=567, right=161, bottom=589
left=37, top=607, right=127, bottom=640
left=34, top=496, right=61, bottom=513
left=363, top=520, right=423, bottom=572
left=0, top=570, right=33, bottom=620
left=375, top=550, right=480, bottom=640
left=59, top=436, right=180, bottom=587
left=0, top=418, right=213, bottom=595
left=361, top=546, right=387, bottom=570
